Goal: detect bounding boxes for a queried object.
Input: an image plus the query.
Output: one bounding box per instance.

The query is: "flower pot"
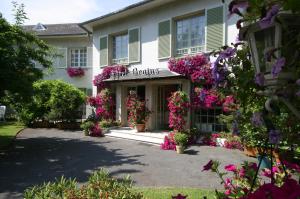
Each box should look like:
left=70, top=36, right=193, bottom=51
left=216, top=138, right=227, bottom=147
left=136, top=124, right=145, bottom=132
left=244, top=146, right=258, bottom=157
left=176, top=145, right=184, bottom=154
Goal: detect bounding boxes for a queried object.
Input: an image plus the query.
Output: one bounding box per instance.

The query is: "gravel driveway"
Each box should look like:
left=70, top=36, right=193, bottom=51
left=0, top=128, right=255, bottom=199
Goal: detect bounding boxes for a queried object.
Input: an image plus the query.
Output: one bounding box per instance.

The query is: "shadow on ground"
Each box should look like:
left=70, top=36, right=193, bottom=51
left=0, top=133, right=144, bottom=198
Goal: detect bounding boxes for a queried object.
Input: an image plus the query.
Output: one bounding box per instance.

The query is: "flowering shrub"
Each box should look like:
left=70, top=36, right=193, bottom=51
left=87, top=88, right=115, bottom=121
left=193, top=87, right=222, bottom=109
left=160, top=132, right=176, bottom=151
left=89, top=122, right=103, bottom=137
left=202, top=160, right=300, bottom=199
left=93, top=65, right=127, bottom=90
left=80, top=121, right=103, bottom=137
left=168, top=54, right=210, bottom=83
left=168, top=91, right=190, bottom=131
left=126, top=91, right=151, bottom=126
left=66, top=67, right=85, bottom=77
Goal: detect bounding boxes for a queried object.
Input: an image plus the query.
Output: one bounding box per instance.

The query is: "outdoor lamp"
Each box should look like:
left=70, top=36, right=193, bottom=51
left=239, top=14, right=300, bottom=88
left=239, top=13, right=300, bottom=119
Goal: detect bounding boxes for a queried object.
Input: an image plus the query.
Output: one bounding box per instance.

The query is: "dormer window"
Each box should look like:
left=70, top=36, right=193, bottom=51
left=33, top=23, right=47, bottom=31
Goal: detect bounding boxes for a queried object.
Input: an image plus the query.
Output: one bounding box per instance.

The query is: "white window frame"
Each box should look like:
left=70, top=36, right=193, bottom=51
left=112, top=34, right=129, bottom=65
left=175, top=15, right=206, bottom=56
left=70, top=48, right=87, bottom=68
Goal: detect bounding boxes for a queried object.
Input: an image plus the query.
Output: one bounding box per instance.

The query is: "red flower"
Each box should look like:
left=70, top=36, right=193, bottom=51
left=202, top=160, right=214, bottom=171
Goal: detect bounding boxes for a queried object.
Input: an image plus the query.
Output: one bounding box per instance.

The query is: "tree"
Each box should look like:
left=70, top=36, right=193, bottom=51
left=0, top=2, right=53, bottom=104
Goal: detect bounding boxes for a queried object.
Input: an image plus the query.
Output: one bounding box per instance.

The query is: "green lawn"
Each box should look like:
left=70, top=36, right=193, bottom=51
left=0, top=122, right=24, bottom=149
left=135, top=187, right=215, bottom=199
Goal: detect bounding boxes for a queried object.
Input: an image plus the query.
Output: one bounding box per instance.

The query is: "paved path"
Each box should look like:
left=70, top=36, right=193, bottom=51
left=0, top=128, right=255, bottom=199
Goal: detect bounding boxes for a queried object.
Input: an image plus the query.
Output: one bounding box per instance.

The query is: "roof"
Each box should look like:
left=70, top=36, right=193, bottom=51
left=23, top=23, right=88, bottom=37
left=80, top=0, right=176, bottom=32
left=104, top=68, right=184, bottom=82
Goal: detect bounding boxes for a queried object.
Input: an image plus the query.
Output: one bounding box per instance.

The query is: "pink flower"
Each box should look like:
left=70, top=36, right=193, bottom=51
left=225, top=164, right=237, bottom=172
left=239, top=168, right=246, bottom=177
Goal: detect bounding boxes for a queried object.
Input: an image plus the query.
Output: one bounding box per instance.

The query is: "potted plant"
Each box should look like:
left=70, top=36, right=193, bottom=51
left=174, top=133, right=188, bottom=154
left=126, top=91, right=151, bottom=132
left=135, top=100, right=151, bottom=132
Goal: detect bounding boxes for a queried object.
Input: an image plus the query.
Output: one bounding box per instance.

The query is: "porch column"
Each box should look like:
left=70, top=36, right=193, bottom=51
left=116, top=85, right=127, bottom=126
left=182, top=80, right=191, bottom=130
left=145, top=83, right=155, bottom=131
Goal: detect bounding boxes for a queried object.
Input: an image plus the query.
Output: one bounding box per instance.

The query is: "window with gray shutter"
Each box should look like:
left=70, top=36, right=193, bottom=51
left=129, top=28, right=140, bottom=63
left=100, top=36, right=108, bottom=67
left=206, top=6, right=224, bottom=52
left=55, top=48, right=67, bottom=68
left=158, top=20, right=171, bottom=59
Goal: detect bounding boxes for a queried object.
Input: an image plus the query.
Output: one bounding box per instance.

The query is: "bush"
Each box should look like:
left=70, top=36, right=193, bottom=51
left=19, top=80, right=86, bottom=125
left=24, top=169, right=143, bottom=199
left=99, top=119, right=120, bottom=128
left=80, top=121, right=94, bottom=135
left=174, top=133, right=189, bottom=147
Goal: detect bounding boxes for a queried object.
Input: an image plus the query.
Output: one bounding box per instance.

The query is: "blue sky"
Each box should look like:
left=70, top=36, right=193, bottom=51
left=0, top=0, right=142, bottom=25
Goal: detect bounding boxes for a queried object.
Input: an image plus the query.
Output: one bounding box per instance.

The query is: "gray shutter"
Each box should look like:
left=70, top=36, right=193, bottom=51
left=99, top=36, right=108, bottom=67
left=129, top=28, right=140, bottom=63
left=87, top=47, right=93, bottom=67
left=57, top=48, right=67, bottom=68
left=206, top=6, right=224, bottom=52
left=158, top=20, right=171, bottom=59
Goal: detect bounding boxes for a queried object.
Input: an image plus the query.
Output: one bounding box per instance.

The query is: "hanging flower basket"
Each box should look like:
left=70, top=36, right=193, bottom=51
left=66, top=67, right=85, bottom=78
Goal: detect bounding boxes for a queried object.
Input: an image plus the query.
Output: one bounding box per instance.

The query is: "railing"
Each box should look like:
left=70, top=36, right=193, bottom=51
left=176, top=45, right=206, bottom=56
left=112, top=57, right=128, bottom=65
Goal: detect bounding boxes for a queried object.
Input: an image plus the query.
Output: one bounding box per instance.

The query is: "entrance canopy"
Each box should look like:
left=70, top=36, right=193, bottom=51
left=103, top=68, right=184, bottom=82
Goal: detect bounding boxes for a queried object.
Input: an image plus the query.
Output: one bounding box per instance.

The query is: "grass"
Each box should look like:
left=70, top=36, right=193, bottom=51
left=0, top=121, right=24, bottom=149
left=134, top=187, right=215, bottom=199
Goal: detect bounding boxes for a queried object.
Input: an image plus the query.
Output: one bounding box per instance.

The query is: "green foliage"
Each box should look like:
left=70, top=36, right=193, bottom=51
left=80, top=121, right=94, bottom=135
left=19, top=80, right=86, bottom=125
left=99, top=119, right=120, bottom=129
left=24, top=169, right=143, bottom=199
left=0, top=5, right=53, bottom=104
left=174, top=133, right=189, bottom=147
left=12, top=1, right=28, bottom=25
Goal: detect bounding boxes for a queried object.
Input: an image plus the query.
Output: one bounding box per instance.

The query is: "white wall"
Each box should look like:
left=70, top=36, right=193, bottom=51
left=92, top=0, right=240, bottom=96
left=42, top=36, right=93, bottom=89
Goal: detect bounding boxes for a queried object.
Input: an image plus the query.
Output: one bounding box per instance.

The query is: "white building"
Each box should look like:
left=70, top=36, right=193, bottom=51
left=26, top=0, right=240, bottom=131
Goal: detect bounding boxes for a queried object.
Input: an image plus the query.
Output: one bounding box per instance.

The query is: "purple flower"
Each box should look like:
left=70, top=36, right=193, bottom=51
left=228, top=1, right=248, bottom=18
left=269, top=129, right=281, bottom=144
left=251, top=112, right=264, bottom=127
left=255, top=73, right=265, bottom=86
left=271, top=57, right=285, bottom=77
left=172, top=194, right=187, bottom=199
left=217, top=47, right=237, bottom=62
left=259, top=4, right=280, bottom=29
left=296, top=79, right=300, bottom=86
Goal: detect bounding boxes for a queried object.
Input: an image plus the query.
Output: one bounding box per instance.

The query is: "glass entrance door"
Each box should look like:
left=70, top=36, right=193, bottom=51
left=156, top=84, right=179, bottom=130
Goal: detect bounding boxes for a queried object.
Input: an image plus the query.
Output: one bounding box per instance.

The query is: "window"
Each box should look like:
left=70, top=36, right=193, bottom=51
left=112, top=34, right=128, bottom=64
left=70, top=48, right=87, bottom=67
left=176, top=15, right=205, bottom=56
left=192, top=108, right=226, bottom=133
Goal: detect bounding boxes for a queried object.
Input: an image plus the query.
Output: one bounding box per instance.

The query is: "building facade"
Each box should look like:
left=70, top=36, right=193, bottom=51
left=27, top=0, right=239, bottom=131
left=24, top=23, right=94, bottom=118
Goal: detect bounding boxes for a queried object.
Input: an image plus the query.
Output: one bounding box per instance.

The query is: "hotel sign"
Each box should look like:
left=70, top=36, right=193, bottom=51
left=111, top=67, right=160, bottom=80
